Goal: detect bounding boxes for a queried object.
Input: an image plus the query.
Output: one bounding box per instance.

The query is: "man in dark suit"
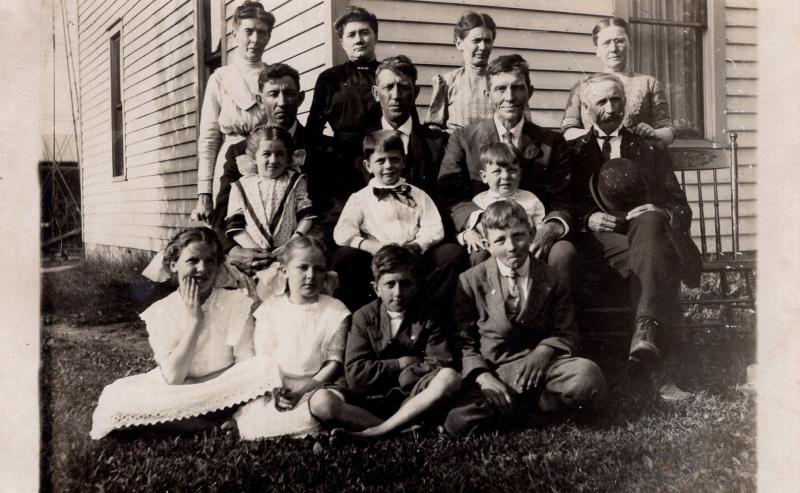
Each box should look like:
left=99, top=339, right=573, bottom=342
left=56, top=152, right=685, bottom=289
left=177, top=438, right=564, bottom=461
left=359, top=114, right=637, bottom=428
left=436, top=54, right=572, bottom=255
left=210, top=62, right=334, bottom=271
left=555, top=72, right=700, bottom=401
left=358, top=55, right=446, bottom=197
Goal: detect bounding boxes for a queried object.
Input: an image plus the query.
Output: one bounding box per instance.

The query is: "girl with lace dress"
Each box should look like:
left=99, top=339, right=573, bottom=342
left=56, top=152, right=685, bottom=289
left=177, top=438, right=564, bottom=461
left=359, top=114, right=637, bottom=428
left=225, top=126, right=315, bottom=300
left=234, top=236, right=351, bottom=439
left=90, top=228, right=280, bottom=439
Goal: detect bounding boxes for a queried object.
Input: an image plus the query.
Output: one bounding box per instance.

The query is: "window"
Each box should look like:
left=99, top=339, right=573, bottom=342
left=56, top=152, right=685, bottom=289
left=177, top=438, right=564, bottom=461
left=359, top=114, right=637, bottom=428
left=110, top=31, right=124, bottom=178
left=627, top=0, right=707, bottom=140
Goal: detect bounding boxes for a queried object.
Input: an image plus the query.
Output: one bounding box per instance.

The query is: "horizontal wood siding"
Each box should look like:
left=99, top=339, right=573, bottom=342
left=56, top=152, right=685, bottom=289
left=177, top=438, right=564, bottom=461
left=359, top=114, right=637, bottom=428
left=78, top=0, right=201, bottom=252
left=725, top=0, right=757, bottom=251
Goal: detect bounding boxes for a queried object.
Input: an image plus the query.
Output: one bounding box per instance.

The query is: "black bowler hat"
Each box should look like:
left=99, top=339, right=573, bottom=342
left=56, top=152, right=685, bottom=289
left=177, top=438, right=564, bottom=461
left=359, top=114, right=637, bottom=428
left=589, top=157, right=648, bottom=218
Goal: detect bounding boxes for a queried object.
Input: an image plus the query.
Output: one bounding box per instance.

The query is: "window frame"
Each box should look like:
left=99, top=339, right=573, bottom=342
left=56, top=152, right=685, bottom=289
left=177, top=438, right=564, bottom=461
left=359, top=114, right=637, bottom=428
left=194, top=0, right=227, bottom=116
left=108, top=22, right=125, bottom=180
left=614, top=0, right=727, bottom=147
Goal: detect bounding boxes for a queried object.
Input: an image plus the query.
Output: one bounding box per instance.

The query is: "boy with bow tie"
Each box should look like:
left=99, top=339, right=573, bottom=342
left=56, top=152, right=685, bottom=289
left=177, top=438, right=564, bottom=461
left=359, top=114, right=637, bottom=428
left=443, top=200, right=606, bottom=437
left=332, top=130, right=466, bottom=312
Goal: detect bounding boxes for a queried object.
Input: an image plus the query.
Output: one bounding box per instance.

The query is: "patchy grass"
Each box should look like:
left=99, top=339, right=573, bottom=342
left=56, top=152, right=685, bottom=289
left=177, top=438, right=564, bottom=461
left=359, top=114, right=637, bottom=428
left=41, top=322, right=756, bottom=492
left=41, top=254, right=172, bottom=325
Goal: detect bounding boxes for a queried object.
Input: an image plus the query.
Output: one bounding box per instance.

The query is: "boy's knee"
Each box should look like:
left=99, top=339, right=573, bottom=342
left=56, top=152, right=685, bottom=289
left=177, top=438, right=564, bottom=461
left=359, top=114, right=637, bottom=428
left=308, top=389, right=344, bottom=421
left=561, top=359, right=608, bottom=409
left=433, top=368, right=462, bottom=396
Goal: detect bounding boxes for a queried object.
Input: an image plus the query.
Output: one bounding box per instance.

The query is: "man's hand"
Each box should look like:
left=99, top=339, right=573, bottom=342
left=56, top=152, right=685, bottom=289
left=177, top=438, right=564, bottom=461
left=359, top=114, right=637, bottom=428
left=626, top=204, right=669, bottom=222
left=462, top=229, right=485, bottom=254
left=531, top=221, right=563, bottom=260
left=398, top=355, right=423, bottom=368
left=514, top=345, right=555, bottom=393
left=587, top=212, right=625, bottom=233
left=227, top=246, right=273, bottom=274
left=475, top=372, right=514, bottom=413
left=190, top=194, right=214, bottom=223
left=631, top=122, right=657, bottom=138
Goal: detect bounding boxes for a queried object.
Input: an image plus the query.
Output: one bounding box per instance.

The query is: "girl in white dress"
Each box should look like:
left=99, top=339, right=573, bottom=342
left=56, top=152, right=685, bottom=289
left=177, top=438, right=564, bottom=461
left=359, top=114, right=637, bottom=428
left=225, top=126, right=315, bottom=299
left=90, top=227, right=280, bottom=439
left=234, top=236, right=351, bottom=439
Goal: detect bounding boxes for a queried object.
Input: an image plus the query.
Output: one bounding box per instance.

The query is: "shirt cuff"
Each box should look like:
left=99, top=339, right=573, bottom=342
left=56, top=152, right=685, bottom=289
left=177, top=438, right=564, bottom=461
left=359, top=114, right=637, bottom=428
left=197, top=179, right=213, bottom=195
left=465, top=210, right=484, bottom=231
left=349, top=236, right=366, bottom=249
left=544, top=217, right=570, bottom=238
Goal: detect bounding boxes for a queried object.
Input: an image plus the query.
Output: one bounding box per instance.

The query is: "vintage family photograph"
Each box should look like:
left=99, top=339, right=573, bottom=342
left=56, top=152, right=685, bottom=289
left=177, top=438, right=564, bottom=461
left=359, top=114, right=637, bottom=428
left=8, top=0, right=798, bottom=490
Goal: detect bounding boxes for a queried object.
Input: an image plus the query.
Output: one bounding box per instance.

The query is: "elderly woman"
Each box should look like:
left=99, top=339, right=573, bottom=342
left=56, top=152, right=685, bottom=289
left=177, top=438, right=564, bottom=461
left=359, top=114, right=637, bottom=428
left=193, top=1, right=275, bottom=222
left=561, top=17, right=675, bottom=145
left=424, top=11, right=497, bottom=133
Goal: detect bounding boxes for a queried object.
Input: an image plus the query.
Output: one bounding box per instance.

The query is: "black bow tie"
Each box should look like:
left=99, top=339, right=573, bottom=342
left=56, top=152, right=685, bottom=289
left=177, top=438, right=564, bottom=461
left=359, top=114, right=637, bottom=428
left=373, top=184, right=417, bottom=208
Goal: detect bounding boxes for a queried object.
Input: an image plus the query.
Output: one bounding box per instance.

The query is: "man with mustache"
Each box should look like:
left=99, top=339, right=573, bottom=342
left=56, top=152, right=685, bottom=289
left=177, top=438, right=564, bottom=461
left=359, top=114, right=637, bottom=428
left=555, top=72, right=699, bottom=401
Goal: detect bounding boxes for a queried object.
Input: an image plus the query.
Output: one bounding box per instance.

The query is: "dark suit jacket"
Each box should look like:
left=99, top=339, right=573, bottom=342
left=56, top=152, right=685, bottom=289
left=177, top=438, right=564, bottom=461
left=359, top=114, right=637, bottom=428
left=211, top=122, right=334, bottom=251
left=345, top=299, right=453, bottom=396
left=356, top=118, right=447, bottom=197
left=437, top=118, right=572, bottom=232
left=453, top=255, right=579, bottom=379
left=565, top=128, right=700, bottom=284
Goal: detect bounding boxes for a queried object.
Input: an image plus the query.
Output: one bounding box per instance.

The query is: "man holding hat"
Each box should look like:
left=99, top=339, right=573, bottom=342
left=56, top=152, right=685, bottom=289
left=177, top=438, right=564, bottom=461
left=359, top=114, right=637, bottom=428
left=552, top=72, right=700, bottom=401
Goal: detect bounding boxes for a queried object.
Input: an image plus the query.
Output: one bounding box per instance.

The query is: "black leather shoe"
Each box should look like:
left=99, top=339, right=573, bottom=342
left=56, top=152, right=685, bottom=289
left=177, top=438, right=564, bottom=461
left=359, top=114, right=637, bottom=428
left=629, top=317, right=661, bottom=364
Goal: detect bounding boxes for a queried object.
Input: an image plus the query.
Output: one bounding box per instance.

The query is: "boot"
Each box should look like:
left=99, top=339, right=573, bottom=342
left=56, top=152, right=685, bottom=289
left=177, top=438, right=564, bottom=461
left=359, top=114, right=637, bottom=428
left=629, top=317, right=662, bottom=364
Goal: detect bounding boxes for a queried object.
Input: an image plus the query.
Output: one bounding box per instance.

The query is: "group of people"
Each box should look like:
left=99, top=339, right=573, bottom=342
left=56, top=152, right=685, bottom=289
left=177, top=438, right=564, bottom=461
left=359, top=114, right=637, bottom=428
left=90, top=3, right=700, bottom=441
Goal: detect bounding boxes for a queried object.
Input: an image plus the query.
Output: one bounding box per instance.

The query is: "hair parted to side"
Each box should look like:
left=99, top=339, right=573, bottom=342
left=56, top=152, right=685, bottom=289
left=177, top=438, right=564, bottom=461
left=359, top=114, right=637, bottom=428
left=481, top=199, right=531, bottom=232
left=579, top=72, right=625, bottom=102
left=258, top=63, right=300, bottom=90
left=371, top=244, right=421, bottom=282
left=362, top=129, right=406, bottom=161
left=162, top=227, right=224, bottom=270
left=376, top=55, right=417, bottom=84
left=246, top=125, right=295, bottom=158
left=591, top=17, right=630, bottom=46
left=479, top=142, right=520, bottom=170
left=454, top=11, right=496, bottom=42
left=486, top=54, right=532, bottom=91
left=334, top=6, right=379, bottom=39
left=234, top=1, right=276, bottom=31
left=277, top=235, right=329, bottom=267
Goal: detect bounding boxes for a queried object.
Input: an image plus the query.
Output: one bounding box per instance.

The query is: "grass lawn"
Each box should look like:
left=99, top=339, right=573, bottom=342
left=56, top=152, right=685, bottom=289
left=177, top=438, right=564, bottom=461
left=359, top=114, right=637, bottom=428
left=41, top=319, right=756, bottom=492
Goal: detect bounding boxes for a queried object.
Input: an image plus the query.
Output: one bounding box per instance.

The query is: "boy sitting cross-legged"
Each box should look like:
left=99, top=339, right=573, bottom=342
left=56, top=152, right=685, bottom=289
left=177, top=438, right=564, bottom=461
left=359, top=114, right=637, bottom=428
left=309, top=244, right=461, bottom=437
left=332, top=129, right=466, bottom=312
left=443, top=200, right=607, bottom=437
left=458, top=142, right=546, bottom=266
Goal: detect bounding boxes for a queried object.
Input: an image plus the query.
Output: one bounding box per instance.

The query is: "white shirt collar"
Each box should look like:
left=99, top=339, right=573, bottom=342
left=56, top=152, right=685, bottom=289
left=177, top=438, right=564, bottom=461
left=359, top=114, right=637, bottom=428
left=485, top=189, right=518, bottom=201
left=382, top=116, right=413, bottom=136
left=493, top=113, right=525, bottom=145
left=593, top=124, right=622, bottom=138
left=386, top=309, right=404, bottom=319
left=496, top=256, right=530, bottom=278
left=369, top=177, right=407, bottom=190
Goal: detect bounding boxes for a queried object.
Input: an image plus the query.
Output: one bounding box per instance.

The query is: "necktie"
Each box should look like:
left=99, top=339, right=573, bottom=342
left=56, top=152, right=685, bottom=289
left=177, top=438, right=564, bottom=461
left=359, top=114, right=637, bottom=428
left=598, top=135, right=612, bottom=163
left=504, top=270, right=521, bottom=319
left=373, top=184, right=417, bottom=208
left=503, top=130, right=518, bottom=152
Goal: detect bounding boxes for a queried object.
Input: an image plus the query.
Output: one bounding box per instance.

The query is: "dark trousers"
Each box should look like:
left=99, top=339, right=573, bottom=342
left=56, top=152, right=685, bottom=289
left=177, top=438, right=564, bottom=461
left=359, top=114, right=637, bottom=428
left=548, top=211, right=680, bottom=325
left=443, top=355, right=607, bottom=437
left=331, top=242, right=467, bottom=313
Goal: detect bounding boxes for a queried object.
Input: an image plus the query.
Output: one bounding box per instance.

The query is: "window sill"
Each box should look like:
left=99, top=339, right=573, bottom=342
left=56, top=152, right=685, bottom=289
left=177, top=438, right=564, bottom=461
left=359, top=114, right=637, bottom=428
left=112, top=174, right=127, bottom=182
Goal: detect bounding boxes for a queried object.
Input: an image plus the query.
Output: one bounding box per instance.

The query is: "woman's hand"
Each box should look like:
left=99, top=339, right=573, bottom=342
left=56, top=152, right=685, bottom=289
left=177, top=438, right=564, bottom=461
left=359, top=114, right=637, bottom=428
left=190, top=194, right=214, bottom=223
left=178, top=276, right=203, bottom=321
left=631, top=122, right=656, bottom=138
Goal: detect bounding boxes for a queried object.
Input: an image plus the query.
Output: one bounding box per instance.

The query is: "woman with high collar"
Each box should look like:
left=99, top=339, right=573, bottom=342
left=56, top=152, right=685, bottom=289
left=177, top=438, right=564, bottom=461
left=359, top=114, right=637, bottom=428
left=561, top=17, right=675, bottom=146
left=192, top=1, right=275, bottom=222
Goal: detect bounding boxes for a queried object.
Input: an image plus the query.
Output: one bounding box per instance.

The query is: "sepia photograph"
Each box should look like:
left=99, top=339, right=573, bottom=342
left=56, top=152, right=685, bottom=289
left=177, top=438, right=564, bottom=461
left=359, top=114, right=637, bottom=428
left=5, top=0, right=799, bottom=490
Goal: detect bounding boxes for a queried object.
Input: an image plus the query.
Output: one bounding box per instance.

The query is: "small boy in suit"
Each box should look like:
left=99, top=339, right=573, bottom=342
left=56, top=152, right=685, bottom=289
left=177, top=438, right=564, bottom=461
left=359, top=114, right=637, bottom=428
left=332, top=129, right=466, bottom=311
left=443, top=200, right=607, bottom=437
left=457, top=142, right=547, bottom=266
left=309, top=244, right=461, bottom=437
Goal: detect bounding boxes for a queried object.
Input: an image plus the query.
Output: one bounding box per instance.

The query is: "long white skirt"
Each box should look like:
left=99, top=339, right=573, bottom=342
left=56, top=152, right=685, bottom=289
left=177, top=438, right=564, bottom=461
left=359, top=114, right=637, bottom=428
left=234, top=375, right=321, bottom=440
left=90, top=354, right=280, bottom=439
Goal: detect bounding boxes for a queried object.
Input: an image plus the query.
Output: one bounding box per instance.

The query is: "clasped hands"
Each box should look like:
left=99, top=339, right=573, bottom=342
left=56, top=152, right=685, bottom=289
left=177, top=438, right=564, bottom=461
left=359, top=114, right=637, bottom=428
left=587, top=204, right=668, bottom=233
left=475, top=345, right=554, bottom=413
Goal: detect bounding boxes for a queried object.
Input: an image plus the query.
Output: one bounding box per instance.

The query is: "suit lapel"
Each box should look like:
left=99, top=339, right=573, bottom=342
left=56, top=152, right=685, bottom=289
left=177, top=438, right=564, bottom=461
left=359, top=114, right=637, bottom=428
left=515, top=258, right=553, bottom=325
left=483, top=260, right=513, bottom=325
left=366, top=304, right=394, bottom=353
left=518, top=121, right=541, bottom=162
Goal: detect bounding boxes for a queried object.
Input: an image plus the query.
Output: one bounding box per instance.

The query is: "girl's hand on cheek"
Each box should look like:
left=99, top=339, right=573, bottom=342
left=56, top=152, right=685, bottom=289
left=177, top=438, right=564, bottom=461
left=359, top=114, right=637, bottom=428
left=179, top=276, right=203, bottom=320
